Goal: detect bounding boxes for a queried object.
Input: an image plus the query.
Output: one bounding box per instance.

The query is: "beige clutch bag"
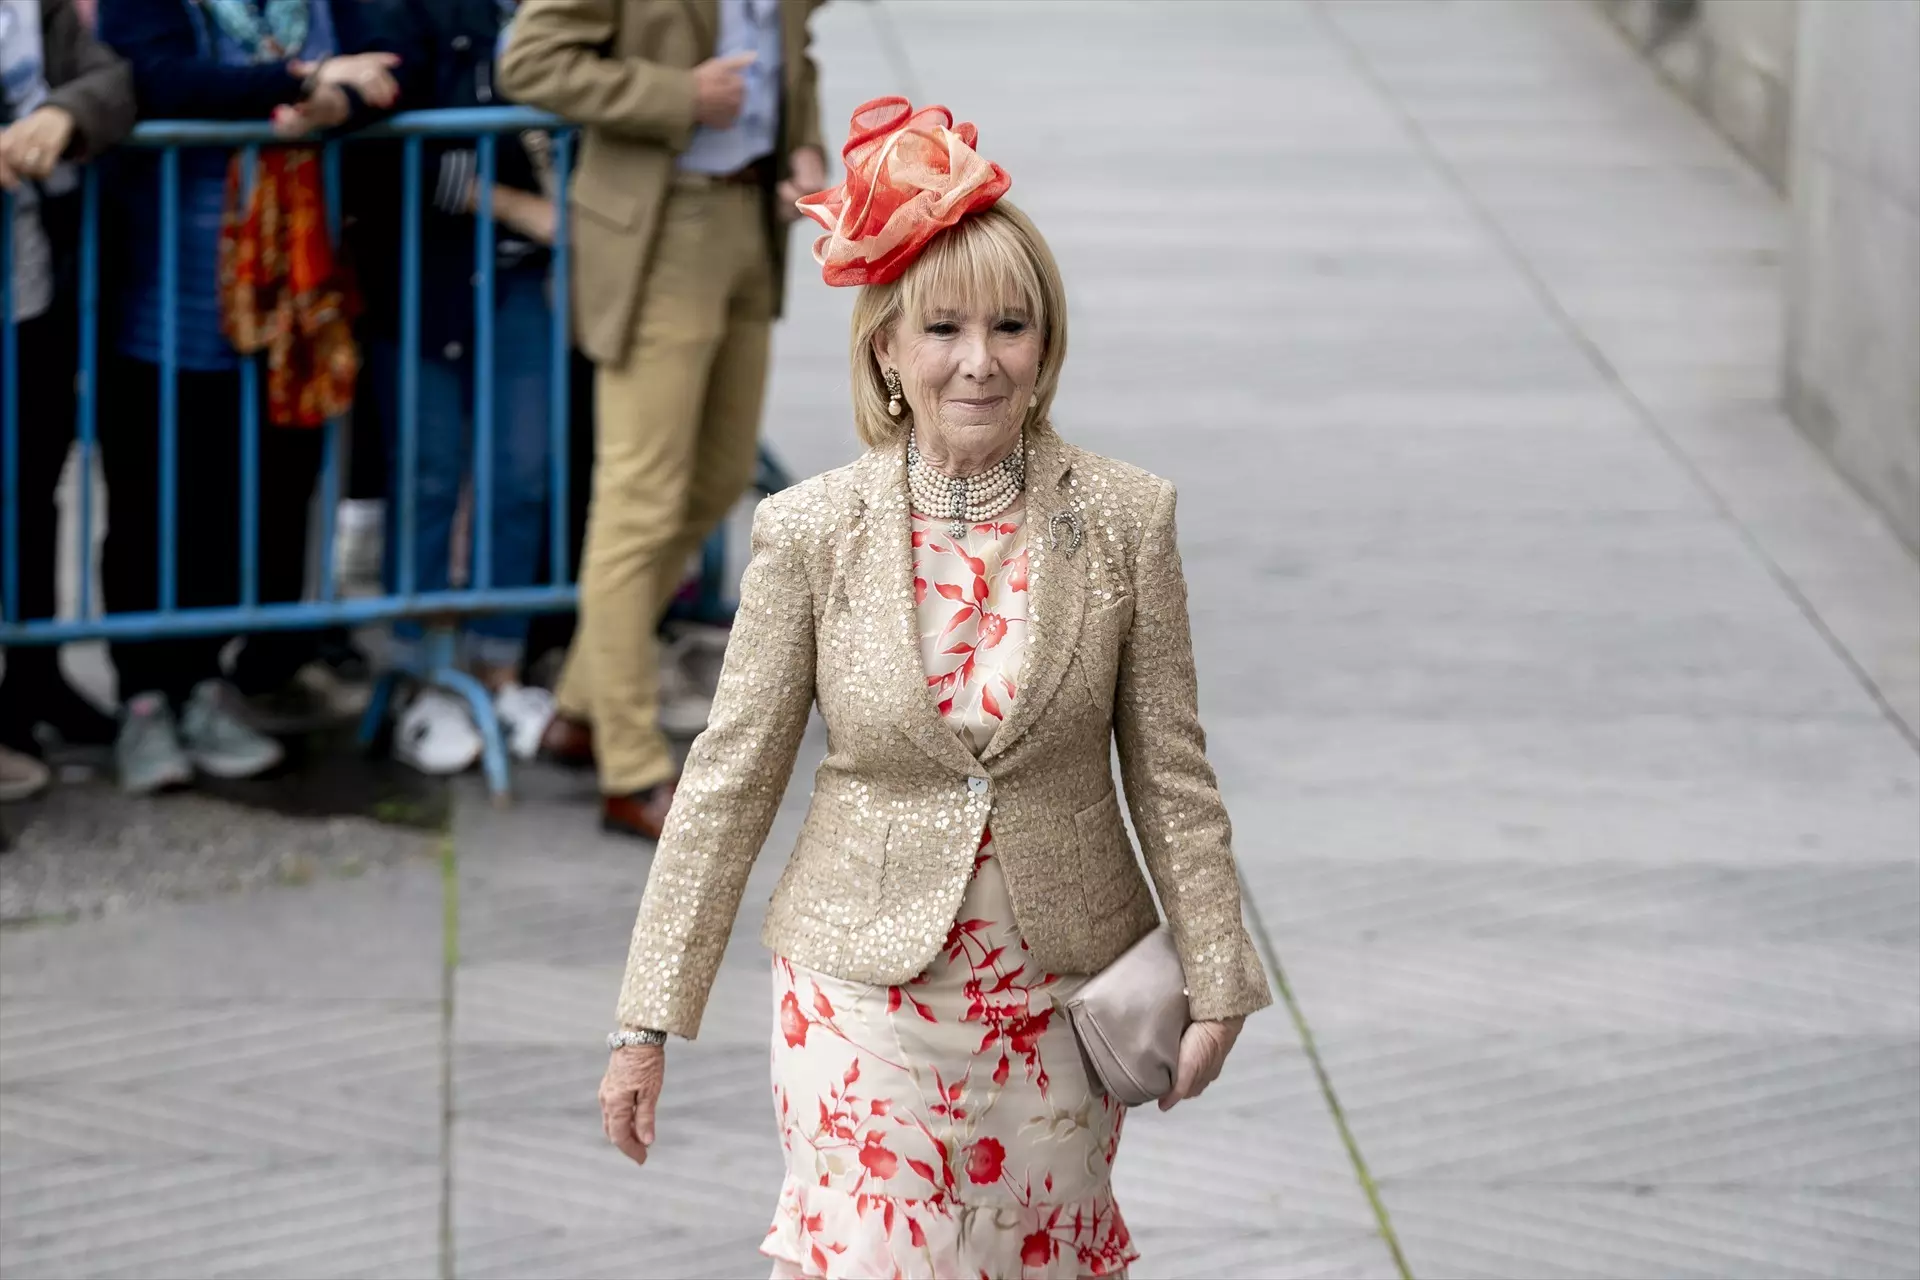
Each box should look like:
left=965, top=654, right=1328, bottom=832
left=1065, top=926, right=1190, bottom=1108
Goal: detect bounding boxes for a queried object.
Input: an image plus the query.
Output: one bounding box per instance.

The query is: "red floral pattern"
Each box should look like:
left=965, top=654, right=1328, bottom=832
left=912, top=505, right=1029, bottom=755
left=764, top=506, right=1135, bottom=1280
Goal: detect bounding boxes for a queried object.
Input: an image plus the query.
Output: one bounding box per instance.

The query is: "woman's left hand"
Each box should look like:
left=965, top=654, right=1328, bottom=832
left=1158, top=1016, right=1244, bottom=1111
left=0, top=107, right=76, bottom=187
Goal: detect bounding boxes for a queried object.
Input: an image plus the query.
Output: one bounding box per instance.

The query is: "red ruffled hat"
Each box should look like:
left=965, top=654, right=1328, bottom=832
left=796, top=97, right=1012, bottom=288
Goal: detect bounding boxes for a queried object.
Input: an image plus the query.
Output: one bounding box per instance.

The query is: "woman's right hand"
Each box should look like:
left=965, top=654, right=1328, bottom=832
left=599, top=1045, right=665, bottom=1166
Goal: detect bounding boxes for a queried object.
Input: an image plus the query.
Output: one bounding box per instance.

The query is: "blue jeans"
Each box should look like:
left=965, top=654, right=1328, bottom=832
left=371, top=266, right=553, bottom=668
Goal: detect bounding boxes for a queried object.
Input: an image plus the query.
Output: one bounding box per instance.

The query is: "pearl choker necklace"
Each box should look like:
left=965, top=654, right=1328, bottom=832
left=906, top=432, right=1026, bottom=540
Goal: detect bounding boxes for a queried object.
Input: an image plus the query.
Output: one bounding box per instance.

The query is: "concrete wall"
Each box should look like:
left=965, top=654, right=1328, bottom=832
left=1599, top=0, right=1919, bottom=551
left=1596, top=0, right=1798, bottom=187
left=1785, top=0, right=1920, bottom=551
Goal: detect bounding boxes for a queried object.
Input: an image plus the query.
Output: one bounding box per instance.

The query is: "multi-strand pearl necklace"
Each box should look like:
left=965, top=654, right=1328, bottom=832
left=906, top=431, right=1026, bottom=540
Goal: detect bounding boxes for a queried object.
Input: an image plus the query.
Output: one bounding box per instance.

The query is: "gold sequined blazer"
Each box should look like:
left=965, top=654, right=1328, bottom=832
left=617, top=431, right=1274, bottom=1038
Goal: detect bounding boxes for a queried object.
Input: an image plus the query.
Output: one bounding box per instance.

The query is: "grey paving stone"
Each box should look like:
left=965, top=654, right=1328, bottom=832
left=1202, top=611, right=1873, bottom=720
left=455, top=1217, right=770, bottom=1280
left=1112, top=1110, right=1379, bottom=1237
left=458, top=881, right=650, bottom=968
left=1208, top=713, right=1917, bottom=809
left=452, top=1112, right=777, bottom=1237
left=1381, top=1185, right=1920, bottom=1280
left=454, top=1043, right=609, bottom=1115
left=1126, top=1229, right=1402, bottom=1280
left=0, top=1155, right=440, bottom=1280
left=0, top=861, right=444, bottom=1003
left=1309, top=1030, right=1920, bottom=1187
left=1226, top=787, right=1915, bottom=885
left=454, top=961, right=623, bottom=1048
left=0, top=1001, right=440, bottom=1091
left=2, top=1079, right=439, bottom=1161
left=0, top=858, right=446, bottom=1280
left=1278, top=938, right=1920, bottom=1037
left=453, top=1035, right=774, bottom=1122
left=1245, top=858, right=1920, bottom=943
left=453, top=926, right=777, bottom=1051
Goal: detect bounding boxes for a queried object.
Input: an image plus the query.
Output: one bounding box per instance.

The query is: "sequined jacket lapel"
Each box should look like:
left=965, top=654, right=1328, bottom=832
left=844, top=442, right=985, bottom=778
left=980, top=432, right=1083, bottom=762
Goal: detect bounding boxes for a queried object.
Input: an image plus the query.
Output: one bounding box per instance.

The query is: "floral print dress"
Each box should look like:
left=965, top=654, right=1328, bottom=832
left=763, top=501, right=1137, bottom=1280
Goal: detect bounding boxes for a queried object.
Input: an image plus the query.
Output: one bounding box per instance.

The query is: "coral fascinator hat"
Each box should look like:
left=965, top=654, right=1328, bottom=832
left=795, top=96, right=1012, bottom=288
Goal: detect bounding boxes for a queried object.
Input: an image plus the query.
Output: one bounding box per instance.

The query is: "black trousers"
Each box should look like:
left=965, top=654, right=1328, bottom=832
left=98, top=354, right=323, bottom=706
left=1, top=306, right=78, bottom=635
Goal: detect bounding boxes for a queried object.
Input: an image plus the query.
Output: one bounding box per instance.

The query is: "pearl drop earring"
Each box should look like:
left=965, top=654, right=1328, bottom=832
left=884, top=368, right=904, bottom=417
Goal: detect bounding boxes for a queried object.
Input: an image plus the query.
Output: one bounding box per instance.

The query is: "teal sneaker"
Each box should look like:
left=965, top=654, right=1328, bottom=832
left=179, top=681, right=285, bottom=780
left=116, top=692, right=194, bottom=795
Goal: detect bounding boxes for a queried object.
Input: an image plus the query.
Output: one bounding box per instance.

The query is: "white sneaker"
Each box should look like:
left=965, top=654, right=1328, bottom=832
left=494, top=683, right=556, bottom=761
left=180, top=680, right=286, bottom=779
left=394, top=687, right=483, bottom=775
left=115, top=691, right=195, bottom=795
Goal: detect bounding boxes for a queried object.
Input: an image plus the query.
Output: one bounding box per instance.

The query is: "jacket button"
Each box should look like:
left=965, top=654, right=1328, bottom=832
left=967, top=777, right=988, bottom=795
left=444, top=341, right=463, bottom=360
left=451, top=34, right=471, bottom=51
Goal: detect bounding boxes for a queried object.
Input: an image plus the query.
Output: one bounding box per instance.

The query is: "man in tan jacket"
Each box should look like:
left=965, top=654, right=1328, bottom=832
left=499, top=0, right=825, bottom=839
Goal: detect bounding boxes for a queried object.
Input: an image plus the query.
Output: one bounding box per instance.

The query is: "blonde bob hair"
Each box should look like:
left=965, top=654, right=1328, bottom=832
left=848, top=201, right=1068, bottom=450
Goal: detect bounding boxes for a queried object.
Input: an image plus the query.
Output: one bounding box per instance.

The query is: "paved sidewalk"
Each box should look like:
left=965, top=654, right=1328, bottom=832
left=4, top=2, right=1917, bottom=1278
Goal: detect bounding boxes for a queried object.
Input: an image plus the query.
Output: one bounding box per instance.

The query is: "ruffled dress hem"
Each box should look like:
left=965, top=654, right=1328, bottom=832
left=762, top=1175, right=1138, bottom=1280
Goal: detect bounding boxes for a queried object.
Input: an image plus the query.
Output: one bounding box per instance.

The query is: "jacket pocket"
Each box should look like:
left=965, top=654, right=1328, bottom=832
left=570, top=162, right=641, bottom=230
left=1073, top=791, right=1143, bottom=917
left=786, top=807, right=888, bottom=929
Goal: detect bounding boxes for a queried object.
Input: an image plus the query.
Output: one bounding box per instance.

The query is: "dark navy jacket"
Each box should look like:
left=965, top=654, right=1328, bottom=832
left=343, top=0, right=549, bottom=352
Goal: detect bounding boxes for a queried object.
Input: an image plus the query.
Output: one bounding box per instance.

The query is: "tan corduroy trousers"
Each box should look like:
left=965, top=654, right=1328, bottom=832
left=557, top=178, right=774, bottom=795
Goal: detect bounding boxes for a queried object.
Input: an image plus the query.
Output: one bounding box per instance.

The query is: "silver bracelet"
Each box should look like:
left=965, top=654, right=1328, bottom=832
left=608, top=1028, right=668, bottom=1050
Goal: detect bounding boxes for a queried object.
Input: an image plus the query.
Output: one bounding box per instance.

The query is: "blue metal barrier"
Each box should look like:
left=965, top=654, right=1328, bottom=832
left=0, top=107, right=790, bottom=796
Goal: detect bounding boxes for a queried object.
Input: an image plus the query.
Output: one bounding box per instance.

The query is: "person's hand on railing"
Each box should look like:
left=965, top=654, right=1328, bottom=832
left=298, top=53, right=404, bottom=110
left=270, top=94, right=345, bottom=139
left=0, top=106, right=76, bottom=190
left=692, top=51, right=756, bottom=129
left=271, top=53, right=404, bottom=139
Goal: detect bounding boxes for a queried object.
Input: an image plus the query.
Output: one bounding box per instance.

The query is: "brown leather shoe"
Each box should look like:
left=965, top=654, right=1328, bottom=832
left=601, top=781, right=678, bottom=841
left=540, top=713, right=595, bottom=768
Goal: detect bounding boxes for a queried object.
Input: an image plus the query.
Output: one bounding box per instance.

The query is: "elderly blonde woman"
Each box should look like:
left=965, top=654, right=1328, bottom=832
left=598, top=98, right=1272, bottom=1280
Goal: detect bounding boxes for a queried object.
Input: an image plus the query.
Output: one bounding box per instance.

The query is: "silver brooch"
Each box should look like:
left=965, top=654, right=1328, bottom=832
left=1049, top=511, right=1084, bottom=554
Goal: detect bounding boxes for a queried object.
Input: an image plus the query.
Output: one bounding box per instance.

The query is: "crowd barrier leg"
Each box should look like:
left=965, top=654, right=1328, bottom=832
left=432, top=664, right=513, bottom=804
left=358, top=623, right=513, bottom=802
left=357, top=669, right=398, bottom=755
